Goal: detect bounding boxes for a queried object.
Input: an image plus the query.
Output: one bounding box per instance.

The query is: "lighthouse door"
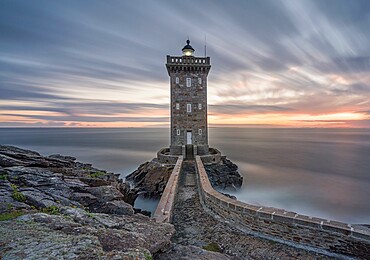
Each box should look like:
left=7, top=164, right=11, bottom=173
left=186, top=131, right=192, bottom=145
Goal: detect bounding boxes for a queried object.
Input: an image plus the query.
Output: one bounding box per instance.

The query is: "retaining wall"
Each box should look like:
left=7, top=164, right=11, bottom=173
left=199, top=147, right=222, bottom=165
left=195, top=156, right=370, bottom=259
left=157, top=148, right=179, bottom=165
left=153, top=156, right=183, bottom=223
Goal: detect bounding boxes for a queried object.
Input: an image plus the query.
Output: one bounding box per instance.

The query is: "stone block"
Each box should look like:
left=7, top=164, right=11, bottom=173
left=243, top=205, right=259, bottom=216
left=352, top=229, right=370, bottom=241
left=295, top=215, right=323, bottom=229
left=272, top=212, right=295, bottom=225
left=322, top=220, right=352, bottom=235
left=257, top=208, right=272, bottom=220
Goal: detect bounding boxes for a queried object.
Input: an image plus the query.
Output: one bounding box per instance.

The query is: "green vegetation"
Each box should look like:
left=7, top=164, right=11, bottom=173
left=203, top=242, right=222, bottom=253
left=42, top=205, right=59, bottom=214
left=143, top=251, right=153, bottom=260
left=0, top=211, right=25, bottom=221
left=11, top=183, right=26, bottom=202
left=89, top=171, right=106, bottom=178
left=0, top=174, right=8, bottom=180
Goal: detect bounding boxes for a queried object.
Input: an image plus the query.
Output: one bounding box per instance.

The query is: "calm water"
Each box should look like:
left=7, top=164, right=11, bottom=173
left=0, top=127, right=369, bottom=224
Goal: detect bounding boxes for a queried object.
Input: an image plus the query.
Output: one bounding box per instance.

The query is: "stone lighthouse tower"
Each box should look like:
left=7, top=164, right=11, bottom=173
left=166, top=40, right=211, bottom=158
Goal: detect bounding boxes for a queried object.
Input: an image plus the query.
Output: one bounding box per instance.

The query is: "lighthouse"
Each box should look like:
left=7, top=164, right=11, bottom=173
left=166, top=40, right=211, bottom=158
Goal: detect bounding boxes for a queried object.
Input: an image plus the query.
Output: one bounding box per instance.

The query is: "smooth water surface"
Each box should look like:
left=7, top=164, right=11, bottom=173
left=0, top=127, right=369, bottom=223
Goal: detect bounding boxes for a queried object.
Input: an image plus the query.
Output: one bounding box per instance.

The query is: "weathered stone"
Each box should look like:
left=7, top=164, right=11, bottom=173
left=84, top=185, right=124, bottom=202
left=96, top=200, right=135, bottom=216
left=155, top=244, right=232, bottom=260
left=20, top=187, right=58, bottom=208
left=71, top=192, right=98, bottom=206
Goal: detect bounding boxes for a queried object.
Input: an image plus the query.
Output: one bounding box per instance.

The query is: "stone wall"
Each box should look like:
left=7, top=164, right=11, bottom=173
left=157, top=148, right=179, bottom=165
left=153, top=156, right=183, bottom=223
left=195, top=156, right=370, bottom=259
left=199, top=147, right=222, bottom=165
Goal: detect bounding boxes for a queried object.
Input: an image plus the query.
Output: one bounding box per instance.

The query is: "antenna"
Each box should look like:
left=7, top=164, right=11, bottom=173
left=204, top=34, right=207, bottom=57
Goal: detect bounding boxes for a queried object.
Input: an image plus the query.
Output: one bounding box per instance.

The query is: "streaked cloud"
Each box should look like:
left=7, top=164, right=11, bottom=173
left=0, top=0, right=369, bottom=127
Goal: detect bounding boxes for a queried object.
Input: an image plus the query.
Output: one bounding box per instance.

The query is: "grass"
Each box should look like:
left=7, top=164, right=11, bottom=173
left=11, top=183, right=26, bottom=202
left=203, top=242, right=222, bottom=252
left=89, top=171, right=106, bottom=178
left=42, top=205, right=59, bottom=214
left=0, top=174, right=7, bottom=180
left=0, top=211, right=25, bottom=221
left=143, top=251, right=153, bottom=260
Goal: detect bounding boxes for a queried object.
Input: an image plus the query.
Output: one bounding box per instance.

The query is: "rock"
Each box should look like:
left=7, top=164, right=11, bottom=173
left=0, top=145, right=179, bottom=259
left=126, top=158, right=174, bottom=199
left=134, top=207, right=152, bottom=217
left=155, top=244, right=233, bottom=260
left=20, top=187, right=58, bottom=208
left=48, top=154, right=76, bottom=162
left=96, top=200, right=135, bottom=216
left=0, top=146, right=135, bottom=214
left=119, top=182, right=138, bottom=205
left=84, top=185, right=124, bottom=202
left=204, top=157, right=243, bottom=191
left=0, top=206, right=175, bottom=259
left=71, top=192, right=98, bottom=207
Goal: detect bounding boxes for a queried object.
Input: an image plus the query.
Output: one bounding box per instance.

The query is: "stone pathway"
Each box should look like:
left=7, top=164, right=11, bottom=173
left=170, top=160, right=334, bottom=259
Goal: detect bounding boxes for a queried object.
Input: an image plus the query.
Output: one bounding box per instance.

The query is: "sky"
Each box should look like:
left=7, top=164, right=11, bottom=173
left=1, top=0, right=370, bottom=128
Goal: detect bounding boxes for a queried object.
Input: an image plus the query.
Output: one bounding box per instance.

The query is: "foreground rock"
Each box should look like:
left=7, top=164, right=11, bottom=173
left=0, top=207, right=174, bottom=259
left=0, top=145, right=174, bottom=259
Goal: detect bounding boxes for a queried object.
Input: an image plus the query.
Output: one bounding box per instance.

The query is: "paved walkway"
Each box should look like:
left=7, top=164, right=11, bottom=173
left=171, top=160, right=333, bottom=259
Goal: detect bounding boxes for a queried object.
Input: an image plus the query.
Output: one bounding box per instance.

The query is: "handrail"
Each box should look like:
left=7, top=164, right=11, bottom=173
left=153, top=156, right=183, bottom=223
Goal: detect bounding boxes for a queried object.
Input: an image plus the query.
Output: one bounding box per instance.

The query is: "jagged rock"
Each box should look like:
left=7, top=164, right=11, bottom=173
left=204, top=157, right=243, bottom=191
left=96, top=200, right=134, bottom=216
left=0, top=146, right=135, bottom=215
left=119, top=182, right=138, bottom=205
left=71, top=192, right=98, bottom=207
left=126, top=158, right=174, bottom=198
left=20, top=187, right=58, bottom=208
left=48, top=154, right=76, bottom=162
left=84, top=185, right=124, bottom=202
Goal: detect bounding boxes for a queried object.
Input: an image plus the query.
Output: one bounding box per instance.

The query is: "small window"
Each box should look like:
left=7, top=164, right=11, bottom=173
left=176, top=129, right=180, bottom=135
left=186, top=78, right=191, bottom=87
left=198, top=78, right=202, bottom=84
left=198, top=129, right=202, bottom=135
left=175, top=77, right=179, bottom=84
left=176, top=103, right=180, bottom=110
left=198, top=103, right=202, bottom=110
left=187, top=104, right=191, bottom=113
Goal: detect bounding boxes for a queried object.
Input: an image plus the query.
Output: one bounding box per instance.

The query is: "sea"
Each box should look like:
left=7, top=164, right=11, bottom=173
left=0, top=127, right=369, bottom=224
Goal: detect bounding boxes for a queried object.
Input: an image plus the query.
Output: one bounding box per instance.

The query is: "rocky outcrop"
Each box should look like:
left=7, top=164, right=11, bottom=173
left=0, top=207, right=174, bottom=259
left=0, top=145, right=135, bottom=214
left=126, top=158, right=174, bottom=198
left=204, top=157, right=243, bottom=191
left=0, top=145, right=174, bottom=259
left=126, top=156, right=243, bottom=199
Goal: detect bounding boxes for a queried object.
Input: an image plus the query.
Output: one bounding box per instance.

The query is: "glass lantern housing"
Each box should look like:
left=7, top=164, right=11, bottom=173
left=182, top=39, right=195, bottom=56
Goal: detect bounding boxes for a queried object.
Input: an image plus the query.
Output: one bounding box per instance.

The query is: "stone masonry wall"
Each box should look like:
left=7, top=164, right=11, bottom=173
left=195, top=156, right=370, bottom=259
left=167, top=56, right=210, bottom=155
left=153, top=156, right=183, bottom=223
